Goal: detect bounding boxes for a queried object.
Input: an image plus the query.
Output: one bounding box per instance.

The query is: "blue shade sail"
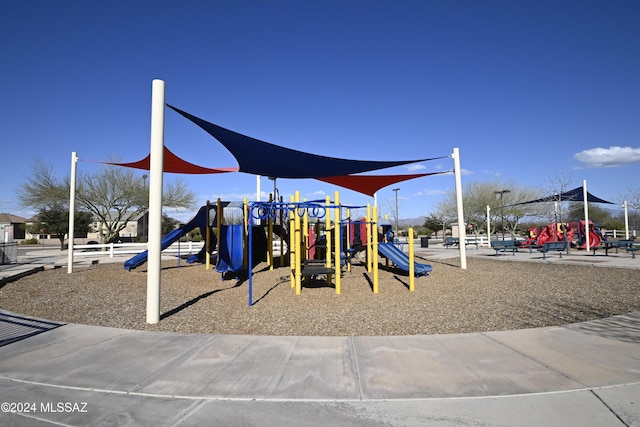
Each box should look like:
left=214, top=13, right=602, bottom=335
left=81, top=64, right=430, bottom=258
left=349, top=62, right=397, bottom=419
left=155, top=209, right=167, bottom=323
left=167, top=104, right=447, bottom=179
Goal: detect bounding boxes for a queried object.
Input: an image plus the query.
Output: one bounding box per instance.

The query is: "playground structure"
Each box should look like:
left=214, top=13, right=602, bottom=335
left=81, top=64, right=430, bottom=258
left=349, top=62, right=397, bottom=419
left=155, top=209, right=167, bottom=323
left=124, top=190, right=433, bottom=306
left=125, top=201, right=268, bottom=278
left=67, top=79, right=468, bottom=324
left=519, top=220, right=604, bottom=250
left=248, top=190, right=432, bottom=305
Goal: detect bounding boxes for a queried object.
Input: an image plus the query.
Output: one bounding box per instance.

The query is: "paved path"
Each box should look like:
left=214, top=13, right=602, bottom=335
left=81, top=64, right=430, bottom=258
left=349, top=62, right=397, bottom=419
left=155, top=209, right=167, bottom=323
left=0, top=245, right=638, bottom=426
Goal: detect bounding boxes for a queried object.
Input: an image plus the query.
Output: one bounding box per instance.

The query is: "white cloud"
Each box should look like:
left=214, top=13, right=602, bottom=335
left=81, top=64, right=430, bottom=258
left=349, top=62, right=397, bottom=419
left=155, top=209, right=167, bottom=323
left=407, top=163, right=426, bottom=171
left=416, top=189, right=447, bottom=196
left=483, top=169, right=501, bottom=177
left=573, top=146, right=640, bottom=167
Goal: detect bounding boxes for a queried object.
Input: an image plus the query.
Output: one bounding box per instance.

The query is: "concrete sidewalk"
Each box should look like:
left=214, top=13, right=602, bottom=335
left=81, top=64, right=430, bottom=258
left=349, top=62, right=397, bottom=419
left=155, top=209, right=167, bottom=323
left=1, top=310, right=638, bottom=426
left=0, top=245, right=639, bottom=426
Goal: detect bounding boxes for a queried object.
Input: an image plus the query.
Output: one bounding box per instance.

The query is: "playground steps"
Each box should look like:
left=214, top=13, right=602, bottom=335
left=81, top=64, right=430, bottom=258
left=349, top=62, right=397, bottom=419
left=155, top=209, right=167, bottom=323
left=301, top=260, right=337, bottom=277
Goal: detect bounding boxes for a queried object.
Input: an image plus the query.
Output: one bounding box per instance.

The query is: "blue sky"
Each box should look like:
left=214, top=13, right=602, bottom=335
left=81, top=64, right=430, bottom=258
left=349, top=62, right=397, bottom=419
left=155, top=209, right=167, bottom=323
left=2, top=1, right=639, bottom=222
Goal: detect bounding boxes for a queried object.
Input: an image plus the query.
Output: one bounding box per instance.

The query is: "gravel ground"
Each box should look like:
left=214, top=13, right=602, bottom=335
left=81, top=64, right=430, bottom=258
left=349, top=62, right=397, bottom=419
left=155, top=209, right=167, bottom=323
left=1, top=255, right=639, bottom=336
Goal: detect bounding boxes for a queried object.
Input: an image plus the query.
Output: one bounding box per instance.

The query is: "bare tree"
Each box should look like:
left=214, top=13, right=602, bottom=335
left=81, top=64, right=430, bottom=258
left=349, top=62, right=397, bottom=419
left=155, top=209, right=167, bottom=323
left=432, top=178, right=543, bottom=238
left=626, top=185, right=640, bottom=211
left=540, top=171, right=575, bottom=224
left=18, top=160, right=195, bottom=244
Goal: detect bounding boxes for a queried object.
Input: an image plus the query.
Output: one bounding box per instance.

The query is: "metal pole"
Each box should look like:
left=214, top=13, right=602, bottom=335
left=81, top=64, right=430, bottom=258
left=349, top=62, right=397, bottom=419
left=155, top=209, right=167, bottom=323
left=583, top=180, right=590, bottom=251
left=67, top=152, right=78, bottom=274
left=486, top=205, right=491, bottom=246
left=452, top=148, right=467, bottom=269
left=624, top=200, right=629, bottom=240
left=146, top=79, right=165, bottom=324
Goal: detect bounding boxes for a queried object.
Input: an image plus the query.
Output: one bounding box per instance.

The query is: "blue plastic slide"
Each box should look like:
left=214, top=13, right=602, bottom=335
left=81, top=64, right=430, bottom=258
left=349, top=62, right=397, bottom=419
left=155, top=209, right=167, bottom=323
left=378, top=242, right=432, bottom=276
left=124, top=206, right=208, bottom=271
left=216, top=224, right=245, bottom=276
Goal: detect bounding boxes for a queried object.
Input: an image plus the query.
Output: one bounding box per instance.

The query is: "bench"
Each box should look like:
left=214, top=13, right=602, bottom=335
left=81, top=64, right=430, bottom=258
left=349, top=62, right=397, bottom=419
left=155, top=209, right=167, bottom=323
left=613, top=240, right=639, bottom=259
left=444, top=237, right=479, bottom=249
left=537, top=241, right=567, bottom=259
left=490, top=240, right=520, bottom=255
left=444, top=237, right=459, bottom=248
left=627, top=246, right=640, bottom=259
left=465, top=238, right=480, bottom=250
left=590, top=241, right=617, bottom=256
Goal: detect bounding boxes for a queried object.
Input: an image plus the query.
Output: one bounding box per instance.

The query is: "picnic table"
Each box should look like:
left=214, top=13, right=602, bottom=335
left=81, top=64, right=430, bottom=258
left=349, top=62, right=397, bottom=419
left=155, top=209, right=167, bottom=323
left=591, top=239, right=639, bottom=258
left=444, top=236, right=480, bottom=249
left=490, top=239, right=520, bottom=255
left=537, top=241, right=568, bottom=260
left=615, top=240, right=640, bottom=259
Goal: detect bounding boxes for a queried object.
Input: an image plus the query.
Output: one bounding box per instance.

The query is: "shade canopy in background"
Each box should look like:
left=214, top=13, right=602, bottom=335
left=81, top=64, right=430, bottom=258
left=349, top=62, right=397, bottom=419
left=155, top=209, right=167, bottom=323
left=511, top=186, right=614, bottom=206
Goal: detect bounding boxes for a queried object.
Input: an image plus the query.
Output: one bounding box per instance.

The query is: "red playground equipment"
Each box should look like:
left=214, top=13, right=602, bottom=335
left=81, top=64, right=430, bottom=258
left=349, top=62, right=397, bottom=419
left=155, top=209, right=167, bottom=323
left=519, top=220, right=603, bottom=249
left=574, top=219, right=603, bottom=249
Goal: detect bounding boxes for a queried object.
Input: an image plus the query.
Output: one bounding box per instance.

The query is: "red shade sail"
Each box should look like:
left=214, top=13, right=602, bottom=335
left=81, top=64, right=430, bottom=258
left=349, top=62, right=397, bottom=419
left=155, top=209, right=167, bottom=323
left=317, top=171, right=450, bottom=197
left=104, top=146, right=238, bottom=174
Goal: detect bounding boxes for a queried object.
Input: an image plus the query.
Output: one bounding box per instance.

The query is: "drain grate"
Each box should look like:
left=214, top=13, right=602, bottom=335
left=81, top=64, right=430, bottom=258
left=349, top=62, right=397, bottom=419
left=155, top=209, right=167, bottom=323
left=0, top=311, right=65, bottom=347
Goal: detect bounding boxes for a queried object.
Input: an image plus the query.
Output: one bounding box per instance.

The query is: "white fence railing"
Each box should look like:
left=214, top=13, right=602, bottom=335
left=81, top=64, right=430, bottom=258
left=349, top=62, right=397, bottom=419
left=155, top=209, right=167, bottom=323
left=73, top=241, right=205, bottom=258
left=602, top=229, right=637, bottom=239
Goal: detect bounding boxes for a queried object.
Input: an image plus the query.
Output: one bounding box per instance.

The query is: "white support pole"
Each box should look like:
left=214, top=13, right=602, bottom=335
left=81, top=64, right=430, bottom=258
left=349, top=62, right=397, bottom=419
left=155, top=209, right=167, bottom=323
left=146, top=79, right=165, bottom=324
left=583, top=180, right=590, bottom=251
left=452, top=148, right=467, bottom=269
left=486, top=205, right=491, bottom=246
left=623, top=200, right=629, bottom=240
left=256, top=175, right=261, bottom=202
left=67, top=152, right=78, bottom=273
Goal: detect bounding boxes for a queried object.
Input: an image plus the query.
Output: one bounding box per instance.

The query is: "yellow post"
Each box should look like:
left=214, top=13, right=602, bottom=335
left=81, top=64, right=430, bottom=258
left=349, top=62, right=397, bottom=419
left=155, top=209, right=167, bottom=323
left=295, top=191, right=302, bottom=294
left=279, top=195, right=285, bottom=267
left=334, top=191, right=341, bottom=294
left=289, top=195, right=295, bottom=289
left=366, top=204, right=372, bottom=273
left=409, top=227, right=415, bottom=292
left=372, top=205, right=379, bottom=294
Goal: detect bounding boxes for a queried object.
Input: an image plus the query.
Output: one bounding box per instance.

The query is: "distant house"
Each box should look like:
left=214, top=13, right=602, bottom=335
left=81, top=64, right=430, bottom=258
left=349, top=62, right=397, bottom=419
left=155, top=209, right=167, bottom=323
left=86, top=210, right=146, bottom=242
left=0, top=213, right=28, bottom=241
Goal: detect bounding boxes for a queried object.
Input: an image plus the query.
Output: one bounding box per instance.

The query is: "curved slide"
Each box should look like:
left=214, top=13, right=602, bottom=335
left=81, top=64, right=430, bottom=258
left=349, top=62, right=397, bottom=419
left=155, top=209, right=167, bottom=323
left=378, top=242, right=432, bottom=276
left=215, top=224, right=245, bottom=275
left=124, top=206, right=208, bottom=271
left=580, top=231, right=601, bottom=249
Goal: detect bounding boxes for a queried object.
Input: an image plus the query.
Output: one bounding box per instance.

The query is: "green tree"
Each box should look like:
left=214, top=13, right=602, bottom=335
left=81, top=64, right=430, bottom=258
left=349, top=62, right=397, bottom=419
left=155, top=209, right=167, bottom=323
left=27, top=205, right=93, bottom=250
left=161, top=214, right=179, bottom=236
left=566, top=203, right=623, bottom=230
left=432, top=179, right=543, bottom=239
left=18, top=159, right=195, bottom=244
left=422, top=214, right=447, bottom=238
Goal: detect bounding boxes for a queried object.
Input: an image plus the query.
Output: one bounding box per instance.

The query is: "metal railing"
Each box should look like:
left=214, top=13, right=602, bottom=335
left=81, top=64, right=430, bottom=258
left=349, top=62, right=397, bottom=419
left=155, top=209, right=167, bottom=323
left=73, top=241, right=205, bottom=258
